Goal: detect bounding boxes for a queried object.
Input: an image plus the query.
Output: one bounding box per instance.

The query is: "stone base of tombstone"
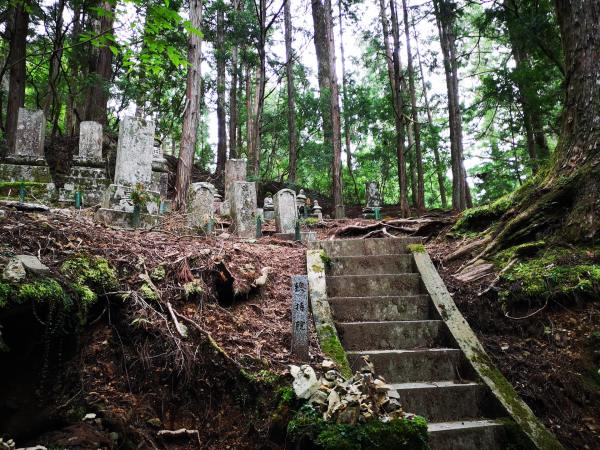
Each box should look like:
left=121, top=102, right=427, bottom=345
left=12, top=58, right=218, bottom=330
left=58, top=166, right=111, bottom=205
left=264, top=209, right=275, bottom=220
left=72, top=156, right=105, bottom=169
left=220, top=200, right=231, bottom=217
left=95, top=208, right=160, bottom=229
left=150, top=159, right=169, bottom=197
left=273, top=231, right=316, bottom=243
left=0, top=156, right=52, bottom=184
left=100, top=184, right=161, bottom=214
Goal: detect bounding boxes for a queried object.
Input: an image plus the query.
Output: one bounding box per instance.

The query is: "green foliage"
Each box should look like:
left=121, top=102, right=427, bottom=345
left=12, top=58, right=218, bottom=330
left=150, top=265, right=166, bottom=282
left=17, top=279, right=69, bottom=307
left=130, top=183, right=153, bottom=208
left=316, top=324, right=351, bottom=378
left=407, top=244, right=426, bottom=254
left=60, top=254, right=119, bottom=302
left=453, top=194, right=514, bottom=234
left=499, top=247, right=600, bottom=303
left=287, top=405, right=428, bottom=450
left=0, top=282, right=13, bottom=309
left=139, top=283, right=159, bottom=302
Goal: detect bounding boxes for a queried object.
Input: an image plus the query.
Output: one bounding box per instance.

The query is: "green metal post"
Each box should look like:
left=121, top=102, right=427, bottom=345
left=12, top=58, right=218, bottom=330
left=19, top=180, right=26, bottom=203
left=256, top=216, right=262, bottom=238
left=295, top=220, right=301, bottom=241
left=75, top=191, right=82, bottom=208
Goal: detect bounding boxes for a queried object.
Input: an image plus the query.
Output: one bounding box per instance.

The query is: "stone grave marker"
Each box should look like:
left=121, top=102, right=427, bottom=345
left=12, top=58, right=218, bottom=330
left=263, top=195, right=274, bottom=220
left=364, top=181, right=381, bottom=210
left=113, top=116, right=155, bottom=186
left=14, top=108, right=45, bottom=158
left=187, top=182, right=215, bottom=229
left=230, top=181, right=257, bottom=238
left=291, top=275, right=309, bottom=360
left=274, top=189, right=297, bottom=233
left=77, top=121, right=103, bottom=162
left=224, top=159, right=247, bottom=201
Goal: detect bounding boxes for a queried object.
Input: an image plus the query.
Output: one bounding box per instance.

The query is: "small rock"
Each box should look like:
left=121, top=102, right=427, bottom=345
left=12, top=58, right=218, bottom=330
left=321, top=359, right=336, bottom=370
left=109, top=432, right=119, bottom=441
left=146, top=417, right=162, bottom=428
left=290, top=364, right=320, bottom=399
left=0, top=210, right=6, bottom=219
left=2, top=258, right=26, bottom=282
left=82, top=413, right=97, bottom=421
left=324, top=370, right=337, bottom=381
left=15, top=255, right=49, bottom=275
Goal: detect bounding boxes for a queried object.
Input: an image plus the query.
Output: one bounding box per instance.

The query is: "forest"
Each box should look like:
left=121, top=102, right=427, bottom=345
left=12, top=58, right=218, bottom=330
left=0, top=0, right=569, bottom=210
left=0, top=0, right=598, bottom=448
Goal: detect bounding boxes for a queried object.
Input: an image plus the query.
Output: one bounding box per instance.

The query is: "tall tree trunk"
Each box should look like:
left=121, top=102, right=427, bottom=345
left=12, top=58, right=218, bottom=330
left=215, top=2, right=227, bottom=177
left=43, top=0, right=66, bottom=139
left=483, top=0, right=600, bottom=254
left=433, top=0, right=470, bottom=211
left=84, top=0, right=114, bottom=125
left=338, top=0, right=360, bottom=202
left=65, top=5, right=82, bottom=136
left=389, top=0, right=410, bottom=216
left=284, top=0, right=298, bottom=184
left=401, top=0, right=424, bottom=212
left=174, top=0, right=203, bottom=209
left=5, top=2, right=29, bottom=152
left=228, top=0, right=240, bottom=159
left=245, top=62, right=252, bottom=156
left=311, top=0, right=344, bottom=215
left=413, top=20, right=447, bottom=208
left=504, top=0, right=551, bottom=173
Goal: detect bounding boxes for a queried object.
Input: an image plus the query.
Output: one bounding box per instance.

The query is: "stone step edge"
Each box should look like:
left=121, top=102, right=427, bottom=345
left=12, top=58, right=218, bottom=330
left=347, top=348, right=460, bottom=356
left=328, top=294, right=429, bottom=301
left=427, top=418, right=509, bottom=433
left=330, top=254, right=414, bottom=259
left=390, top=380, right=482, bottom=390
left=337, top=319, right=443, bottom=326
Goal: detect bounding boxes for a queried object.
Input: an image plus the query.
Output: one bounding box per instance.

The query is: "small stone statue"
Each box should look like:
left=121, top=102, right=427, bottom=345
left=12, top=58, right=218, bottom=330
left=312, top=200, right=323, bottom=221
left=263, top=195, right=274, bottom=210
left=297, top=189, right=307, bottom=215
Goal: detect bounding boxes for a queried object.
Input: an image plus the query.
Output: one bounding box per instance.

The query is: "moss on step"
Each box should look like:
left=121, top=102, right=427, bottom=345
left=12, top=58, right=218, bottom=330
left=316, top=323, right=351, bottom=378
left=61, top=254, right=119, bottom=298
left=17, top=279, right=69, bottom=306
left=498, top=246, right=600, bottom=303
left=407, top=243, right=426, bottom=254
left=0, top=282, right=13, bottom=308
left=453, top=194, right=514, bottom=235
left=287, top=404, right=428, bottom=450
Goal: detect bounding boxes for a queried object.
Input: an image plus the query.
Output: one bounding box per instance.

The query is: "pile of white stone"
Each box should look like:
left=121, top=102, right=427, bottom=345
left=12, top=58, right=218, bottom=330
left=290, top=356, right=404, bottom=425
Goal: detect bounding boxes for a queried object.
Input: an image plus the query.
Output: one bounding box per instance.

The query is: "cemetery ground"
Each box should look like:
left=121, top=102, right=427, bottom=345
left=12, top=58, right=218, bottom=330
left=0, top=207, right=598, bottom=449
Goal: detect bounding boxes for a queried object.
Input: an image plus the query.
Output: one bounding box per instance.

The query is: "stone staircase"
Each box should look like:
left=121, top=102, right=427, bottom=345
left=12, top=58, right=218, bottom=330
left=307, top=238, right=556, bottom=450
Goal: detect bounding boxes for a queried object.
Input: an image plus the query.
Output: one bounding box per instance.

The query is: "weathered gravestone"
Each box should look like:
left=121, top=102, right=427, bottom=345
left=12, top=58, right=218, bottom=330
left=363, top=181, right=381, bottom=212
left=59, top=121, right=110, bottom=205
left=0, top=108, right=53, bottom=195
left=113, top=116, right=155, bottom=187
left=224, top=159, right=247, bottom=201
left=263, top=196, right=274, bottom=220
left=291, top=275, right=309, bottom=360
left=14, top=108, right=45, bottom=158
left=187, top=182, right=215, bottom=229
left=230, top=181, right=257, bottom=238
left=77, top=121, right=103, bottom=162
left=274, top=189, right=297, bottom=234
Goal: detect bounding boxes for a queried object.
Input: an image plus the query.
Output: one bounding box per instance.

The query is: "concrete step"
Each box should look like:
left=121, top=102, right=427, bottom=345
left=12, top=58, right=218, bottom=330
left=312, top=237, right=423, bottom=257
left=328, top=254, right=415, bottom=276
left=391, top=381, right=498, bottom=422
left=326, top=274, right=421, bottom=298
left=428, top=419, right=509, bottom=450
left=328, top=295, right=432, bottom=322
left=347, top=349, right=467, bottom=383
left=337, top=320, right=448, bottom=350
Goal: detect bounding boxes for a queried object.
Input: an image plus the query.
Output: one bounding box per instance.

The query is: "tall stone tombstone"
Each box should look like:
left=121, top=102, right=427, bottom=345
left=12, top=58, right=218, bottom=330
left=187, top=182, right=215, bottom=229
left=113, top=116, right=155, bottom=186
left=77, top=121, right=103, bottom=162
left=274, top=189, right=297, bottom=233
left=291, top=275, right=309, bottom=360
left=14, top=108, right=45, bottom=158
left=365, top=181, right=381, bottom=210
left=230, top=181, right=257, bottom=238
left=224, top=159, right=247, bottom=201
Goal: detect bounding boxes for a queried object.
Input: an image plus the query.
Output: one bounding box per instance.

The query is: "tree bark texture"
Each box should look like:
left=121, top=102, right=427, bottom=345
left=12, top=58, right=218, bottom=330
left=388, top=0, right=410, bottom=216
left=433, top=0, right=470, bottom=211
left=401, top=0, right=425, bottom=211
left=311, top=0, right=344, bottom=214
left=174, top=0, right=203, bottom=209
left=215, top=2, right=228, bottom=177
left=6, top=2, right=29, bottom=152
left=284, top=0, right=298, bottom=183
